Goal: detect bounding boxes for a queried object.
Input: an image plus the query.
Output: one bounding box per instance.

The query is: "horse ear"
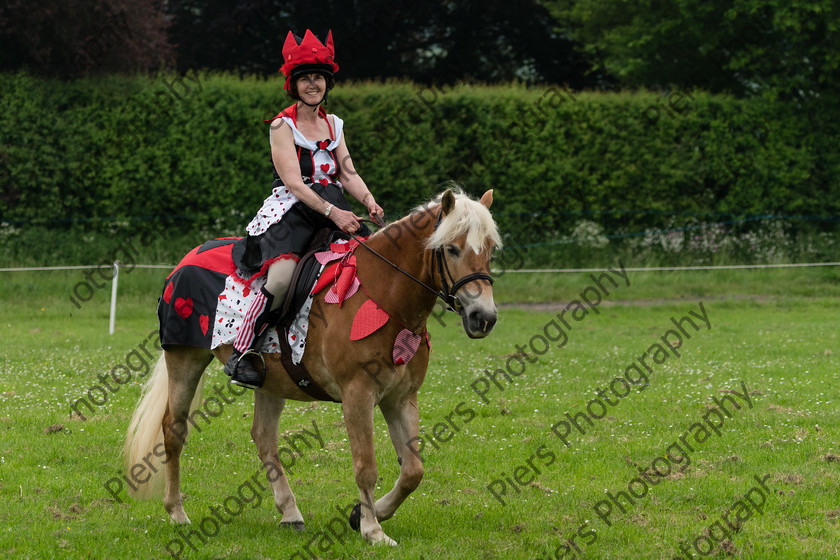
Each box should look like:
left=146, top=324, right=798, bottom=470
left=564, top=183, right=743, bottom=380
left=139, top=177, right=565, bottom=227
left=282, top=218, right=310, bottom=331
left=480, top=189, right=493, bottom=209
left=441, top=189, right=456, bottom=215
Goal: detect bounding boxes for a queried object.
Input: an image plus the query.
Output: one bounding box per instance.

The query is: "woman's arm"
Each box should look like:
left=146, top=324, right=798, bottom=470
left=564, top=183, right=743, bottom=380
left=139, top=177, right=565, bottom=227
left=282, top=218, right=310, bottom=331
left=334, top=133, right=384, bottom=223
left=270, top=119, right=363, bottom=232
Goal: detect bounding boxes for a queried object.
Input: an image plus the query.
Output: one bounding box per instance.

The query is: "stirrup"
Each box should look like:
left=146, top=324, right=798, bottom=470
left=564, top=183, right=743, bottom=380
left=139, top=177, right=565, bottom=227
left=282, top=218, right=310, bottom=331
left=230, top=349, right=268, bottom=390
left=240, top=348, right=267, bottom=373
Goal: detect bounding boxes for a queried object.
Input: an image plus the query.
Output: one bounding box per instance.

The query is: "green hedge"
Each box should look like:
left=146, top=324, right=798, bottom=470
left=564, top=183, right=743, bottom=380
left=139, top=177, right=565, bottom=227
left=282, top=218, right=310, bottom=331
left=1, top=72, right=837, bottom=245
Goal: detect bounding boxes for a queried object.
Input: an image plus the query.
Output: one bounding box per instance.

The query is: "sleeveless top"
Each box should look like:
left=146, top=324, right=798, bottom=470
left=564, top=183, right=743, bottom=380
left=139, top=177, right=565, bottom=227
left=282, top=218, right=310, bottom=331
left=246, top=104, right=345, bottom=236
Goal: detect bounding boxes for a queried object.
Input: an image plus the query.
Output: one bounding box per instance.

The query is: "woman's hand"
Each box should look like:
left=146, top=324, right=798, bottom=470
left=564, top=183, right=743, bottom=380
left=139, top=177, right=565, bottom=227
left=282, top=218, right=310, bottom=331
left=363, top=194, right=385, bottom=226
left=330, top=207, right=365, bottom=234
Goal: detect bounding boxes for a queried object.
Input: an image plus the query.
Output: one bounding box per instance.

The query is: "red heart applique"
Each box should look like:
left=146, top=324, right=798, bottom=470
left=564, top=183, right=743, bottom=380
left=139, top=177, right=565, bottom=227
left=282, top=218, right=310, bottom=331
left=312, top=262, right=341, bottom=295
left=393, top=328, right=422, bottom=365
left=320, top=163, right=330, bottom=172
left=174, top=297, right=193, bottom=319
left=319, top=178, right=329, bottom=186
left=163, top=282, right=174, bottom=304
left=318, top=140, right=330, bottom=150
left=351, top=300, right=389, bottom=340
left=199, top=314, right=209, bottom=336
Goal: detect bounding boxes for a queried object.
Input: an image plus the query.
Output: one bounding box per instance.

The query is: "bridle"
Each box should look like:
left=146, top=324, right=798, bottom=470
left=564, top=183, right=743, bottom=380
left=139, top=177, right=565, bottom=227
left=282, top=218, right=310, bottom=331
left=350, top=209, right=493, bottom=316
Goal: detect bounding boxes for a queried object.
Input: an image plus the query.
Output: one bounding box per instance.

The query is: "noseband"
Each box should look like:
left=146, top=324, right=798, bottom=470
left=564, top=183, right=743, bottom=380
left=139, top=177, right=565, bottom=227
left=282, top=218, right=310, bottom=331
left=351, top=209, right=493, bottom=316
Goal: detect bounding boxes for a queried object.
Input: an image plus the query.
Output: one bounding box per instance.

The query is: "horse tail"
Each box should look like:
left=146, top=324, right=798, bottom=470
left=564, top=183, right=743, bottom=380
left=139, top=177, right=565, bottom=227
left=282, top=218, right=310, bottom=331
left=122, top=351, right=207, bottom=499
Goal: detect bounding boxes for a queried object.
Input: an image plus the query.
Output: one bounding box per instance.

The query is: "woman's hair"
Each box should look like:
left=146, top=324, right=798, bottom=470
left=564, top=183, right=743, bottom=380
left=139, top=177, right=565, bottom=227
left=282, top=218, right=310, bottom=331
left=287, top=72, right=335, bottom=101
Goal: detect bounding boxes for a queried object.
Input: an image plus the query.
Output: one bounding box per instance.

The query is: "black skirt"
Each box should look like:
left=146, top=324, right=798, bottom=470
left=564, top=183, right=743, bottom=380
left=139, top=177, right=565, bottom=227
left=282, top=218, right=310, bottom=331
left=231, top=182, right=370, bottom=280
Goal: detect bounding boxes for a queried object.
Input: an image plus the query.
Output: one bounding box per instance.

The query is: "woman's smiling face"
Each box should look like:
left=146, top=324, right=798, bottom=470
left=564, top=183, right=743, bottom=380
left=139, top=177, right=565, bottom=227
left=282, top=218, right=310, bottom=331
left=296, top=73, right=326, bottom=103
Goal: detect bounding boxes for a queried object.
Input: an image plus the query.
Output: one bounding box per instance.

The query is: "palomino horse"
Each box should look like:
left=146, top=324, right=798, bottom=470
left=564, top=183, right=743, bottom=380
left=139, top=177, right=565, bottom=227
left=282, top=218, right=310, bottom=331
left=124, top=189, right=500, bottom=545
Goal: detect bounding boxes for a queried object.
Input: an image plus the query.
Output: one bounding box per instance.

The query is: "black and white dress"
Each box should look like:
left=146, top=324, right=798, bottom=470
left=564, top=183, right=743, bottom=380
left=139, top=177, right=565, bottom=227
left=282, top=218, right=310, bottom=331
left=232, top=103, right=369, bottom=285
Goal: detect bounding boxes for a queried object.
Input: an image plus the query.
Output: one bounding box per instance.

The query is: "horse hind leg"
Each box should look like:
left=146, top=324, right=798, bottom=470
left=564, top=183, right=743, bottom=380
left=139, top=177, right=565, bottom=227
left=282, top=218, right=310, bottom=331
left=251, top=391, right=305, bottom=529
left=161, top=346, right=213, bottom=524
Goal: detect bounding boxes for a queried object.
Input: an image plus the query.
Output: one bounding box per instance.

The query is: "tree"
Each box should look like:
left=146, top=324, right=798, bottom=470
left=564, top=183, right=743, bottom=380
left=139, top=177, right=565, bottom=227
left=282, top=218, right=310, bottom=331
left=0, top=0, right=173, bottom=78
left=165, top=0, right=601, bottom=86
left=541, top=0, right=840, bottom=99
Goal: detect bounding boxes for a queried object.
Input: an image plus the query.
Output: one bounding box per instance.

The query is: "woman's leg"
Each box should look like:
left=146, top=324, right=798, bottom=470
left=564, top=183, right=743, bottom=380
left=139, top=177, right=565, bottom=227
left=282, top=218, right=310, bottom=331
left=226, top=258, right=298, bottom=389
left=264, top=258, right=298, bottom=312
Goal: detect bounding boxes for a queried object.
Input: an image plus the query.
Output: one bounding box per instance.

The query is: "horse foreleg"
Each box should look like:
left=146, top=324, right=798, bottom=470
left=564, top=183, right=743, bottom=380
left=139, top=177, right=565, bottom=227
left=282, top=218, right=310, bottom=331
left=251, top=391, right=305, bottom=530
left=342, top=386, right=396, bottom=546
left=375, top=393, right=423, bottom=522
left=161, top=347, right=212, bottom=524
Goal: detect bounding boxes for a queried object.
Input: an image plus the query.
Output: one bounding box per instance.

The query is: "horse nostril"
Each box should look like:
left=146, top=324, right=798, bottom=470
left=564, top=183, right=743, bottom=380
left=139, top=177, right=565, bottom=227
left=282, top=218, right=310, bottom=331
left=469, top=309, right=497, bottom=332
left=484, top=313, right=497, bottom=332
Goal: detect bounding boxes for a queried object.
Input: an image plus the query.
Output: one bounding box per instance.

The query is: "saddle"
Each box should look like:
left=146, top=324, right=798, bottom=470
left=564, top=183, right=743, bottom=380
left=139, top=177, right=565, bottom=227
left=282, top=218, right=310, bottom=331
left=279, top=227, right=337, bottom=323
left=272, top=228, right=351, bottom=402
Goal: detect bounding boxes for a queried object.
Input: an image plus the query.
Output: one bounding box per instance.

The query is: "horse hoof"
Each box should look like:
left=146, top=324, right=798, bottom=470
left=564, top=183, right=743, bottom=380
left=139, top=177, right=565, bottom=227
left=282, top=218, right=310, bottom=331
left=281, top=521, right=305, bottom=532
left=168, top=511, right=191, bottom=525
left=379, top=535, right=398, bottom=547
left=367, top=532, right=398, bottom=546
left=348, top=504, right=361, bottom=532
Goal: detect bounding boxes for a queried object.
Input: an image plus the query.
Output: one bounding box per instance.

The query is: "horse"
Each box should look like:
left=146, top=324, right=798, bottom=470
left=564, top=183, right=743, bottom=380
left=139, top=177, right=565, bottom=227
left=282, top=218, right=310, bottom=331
left=123, top=188, right=500, bottom=546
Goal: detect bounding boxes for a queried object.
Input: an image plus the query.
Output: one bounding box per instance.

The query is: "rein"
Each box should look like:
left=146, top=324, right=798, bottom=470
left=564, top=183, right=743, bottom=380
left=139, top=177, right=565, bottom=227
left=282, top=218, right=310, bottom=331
left=350, top=210, right=493, bottom=316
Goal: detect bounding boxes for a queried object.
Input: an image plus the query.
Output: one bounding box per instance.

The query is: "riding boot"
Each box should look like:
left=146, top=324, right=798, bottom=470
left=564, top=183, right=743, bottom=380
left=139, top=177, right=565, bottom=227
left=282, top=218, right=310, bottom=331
left=225, top=287, right=281, bottom=390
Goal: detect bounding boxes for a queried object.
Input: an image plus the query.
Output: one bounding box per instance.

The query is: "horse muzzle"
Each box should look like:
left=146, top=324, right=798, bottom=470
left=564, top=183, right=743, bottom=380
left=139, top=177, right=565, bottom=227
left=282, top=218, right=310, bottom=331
left=462, top=305, right=497, bottom=338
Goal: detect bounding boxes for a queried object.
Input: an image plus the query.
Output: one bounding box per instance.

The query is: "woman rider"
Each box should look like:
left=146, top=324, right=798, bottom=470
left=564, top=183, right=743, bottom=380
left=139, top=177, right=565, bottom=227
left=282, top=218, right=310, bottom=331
left=226, top=29, right=384, bottom=389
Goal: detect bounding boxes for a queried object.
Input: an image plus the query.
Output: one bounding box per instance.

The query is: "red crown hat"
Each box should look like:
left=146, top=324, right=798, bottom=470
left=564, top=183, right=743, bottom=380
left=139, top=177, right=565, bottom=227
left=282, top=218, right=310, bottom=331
left=280, top=30, right=339, bottom=91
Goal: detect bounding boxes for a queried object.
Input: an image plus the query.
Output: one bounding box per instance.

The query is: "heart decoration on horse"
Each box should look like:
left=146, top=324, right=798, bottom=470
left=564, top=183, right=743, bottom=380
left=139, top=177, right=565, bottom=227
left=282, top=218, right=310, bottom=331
left=124, top=188, right=501, bottom=545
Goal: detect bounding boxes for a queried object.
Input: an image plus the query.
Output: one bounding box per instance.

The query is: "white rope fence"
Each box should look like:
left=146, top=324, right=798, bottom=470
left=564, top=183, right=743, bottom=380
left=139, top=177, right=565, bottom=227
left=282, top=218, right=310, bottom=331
left=1, top=261, right=838, bottom=335
left=0, top=262, right=174, bottom=335
left=495, top=262, right=840, bottom=273
left=0, top=264, right=173, bottom=272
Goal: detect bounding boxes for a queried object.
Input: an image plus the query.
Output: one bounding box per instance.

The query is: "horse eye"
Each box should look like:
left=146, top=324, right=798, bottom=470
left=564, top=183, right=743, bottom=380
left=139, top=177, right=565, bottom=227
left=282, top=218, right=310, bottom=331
left=446, top=245, right=461, bottom=257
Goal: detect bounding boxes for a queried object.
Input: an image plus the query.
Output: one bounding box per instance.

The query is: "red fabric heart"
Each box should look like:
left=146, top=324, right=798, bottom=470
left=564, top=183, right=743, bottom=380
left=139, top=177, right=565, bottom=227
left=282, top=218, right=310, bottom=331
left=351, top=300, right=389, bottom=340
left=199, top=314, right=209, bottom=336
left=330, top=240, right=358, bottom=253
left=312, top=262, right=340, bottom=295
left=393, top=328, right=422, bottom=365
left=174, top=297, right=193, bottom=319
left=334, top=256, right=357, bottom=307
left=315, top=249, right=344, bottom=265
left=318, top=140, right=330, bottom=150
left=320, top=163, right=330, bottom=172
left=319, top=178, right=329, bottom=186
left=326, top=276, right=359, bottom=304
left=163, top=282, right=174, bottom=304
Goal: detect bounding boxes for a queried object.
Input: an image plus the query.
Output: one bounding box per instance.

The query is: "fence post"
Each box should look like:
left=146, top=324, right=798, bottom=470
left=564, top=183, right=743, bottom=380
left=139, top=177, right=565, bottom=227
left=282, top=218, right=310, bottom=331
left=109, top=261, right=119, bottom=335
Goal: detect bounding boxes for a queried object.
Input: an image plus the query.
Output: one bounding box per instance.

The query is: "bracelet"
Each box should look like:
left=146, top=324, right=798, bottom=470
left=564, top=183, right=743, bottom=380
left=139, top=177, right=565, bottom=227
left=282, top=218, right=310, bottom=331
left=323, top=203, right=334, bottom=217
left=362, top=192, right=373, bottom=204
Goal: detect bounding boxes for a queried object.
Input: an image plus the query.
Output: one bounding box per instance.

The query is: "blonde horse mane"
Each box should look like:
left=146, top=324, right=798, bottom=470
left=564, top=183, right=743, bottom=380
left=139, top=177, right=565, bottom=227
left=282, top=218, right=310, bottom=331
left=414, top=188, right=501, bottom=253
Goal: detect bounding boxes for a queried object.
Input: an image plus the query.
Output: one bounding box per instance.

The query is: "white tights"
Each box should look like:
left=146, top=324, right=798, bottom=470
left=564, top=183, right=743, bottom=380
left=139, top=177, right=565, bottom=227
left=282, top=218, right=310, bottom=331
left=264, top=258, right=298, bottom=311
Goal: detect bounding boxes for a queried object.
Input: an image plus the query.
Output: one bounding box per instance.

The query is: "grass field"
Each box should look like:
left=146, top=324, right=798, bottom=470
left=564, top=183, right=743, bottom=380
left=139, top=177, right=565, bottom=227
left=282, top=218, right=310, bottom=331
left=1, top=265, right=839, bottom=559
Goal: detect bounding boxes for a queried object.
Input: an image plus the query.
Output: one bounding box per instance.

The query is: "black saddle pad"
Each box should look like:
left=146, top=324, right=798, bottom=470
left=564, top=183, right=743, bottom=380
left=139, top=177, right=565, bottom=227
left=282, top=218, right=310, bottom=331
left=280, top=229, right=351, bottom=325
